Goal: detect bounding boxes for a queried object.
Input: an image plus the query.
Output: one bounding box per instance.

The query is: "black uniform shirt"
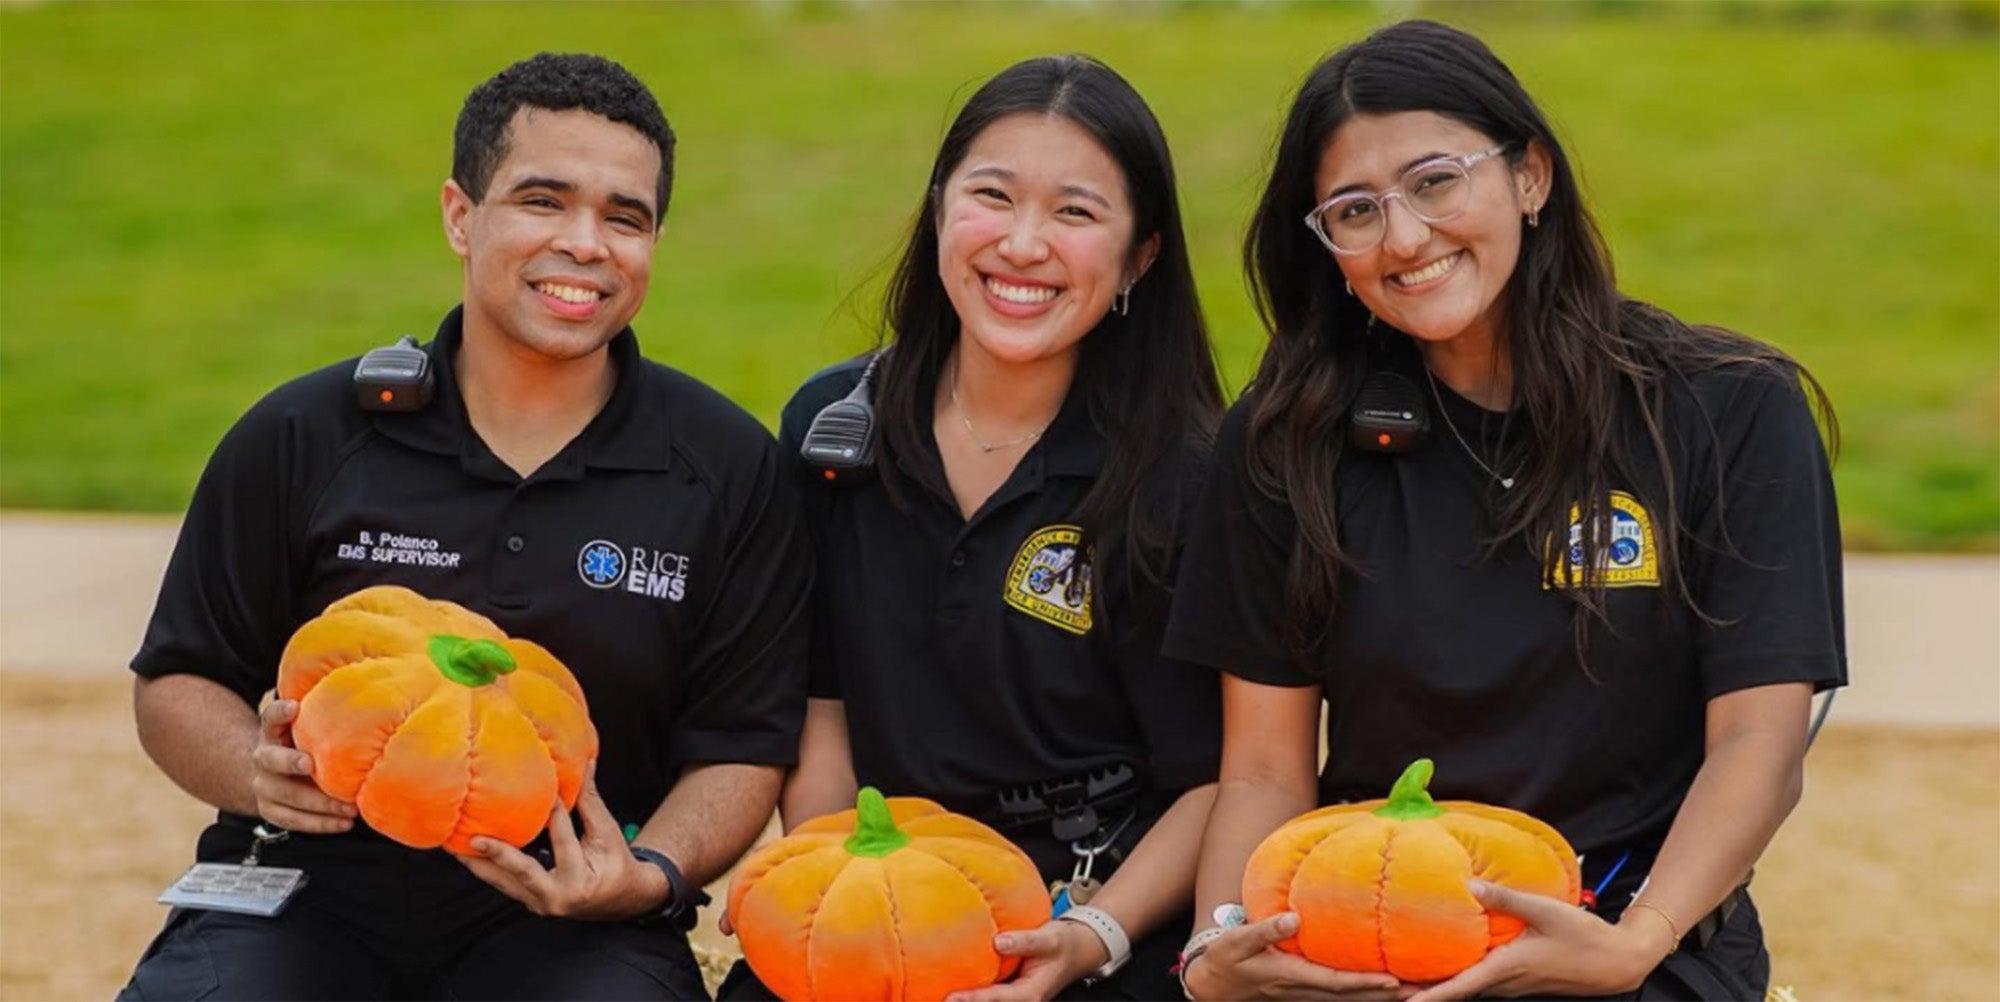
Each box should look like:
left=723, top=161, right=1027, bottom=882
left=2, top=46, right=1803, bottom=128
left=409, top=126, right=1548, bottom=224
left=133, top=307, right=812, bottom=835
left=780, top=358, right=1220, bottom=870
left=1164, top=356, right=1846, bottom=864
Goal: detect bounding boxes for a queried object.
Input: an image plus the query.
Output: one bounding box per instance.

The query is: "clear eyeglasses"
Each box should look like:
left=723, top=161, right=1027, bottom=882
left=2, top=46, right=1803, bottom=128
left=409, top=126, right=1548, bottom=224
left=1303, top=145, right=1511, bottom=255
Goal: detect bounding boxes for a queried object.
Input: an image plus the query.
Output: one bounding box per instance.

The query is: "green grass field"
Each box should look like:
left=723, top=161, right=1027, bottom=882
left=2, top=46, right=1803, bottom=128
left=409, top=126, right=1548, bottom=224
left=2, top=2, right=1995, bottom=549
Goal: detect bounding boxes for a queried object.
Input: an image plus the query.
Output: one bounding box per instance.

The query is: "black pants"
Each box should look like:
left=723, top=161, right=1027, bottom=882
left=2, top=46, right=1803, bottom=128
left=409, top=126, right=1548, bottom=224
left=119, top=821, right=707, bottom=1001
left=1601, top=894, right=1770, bottom=1002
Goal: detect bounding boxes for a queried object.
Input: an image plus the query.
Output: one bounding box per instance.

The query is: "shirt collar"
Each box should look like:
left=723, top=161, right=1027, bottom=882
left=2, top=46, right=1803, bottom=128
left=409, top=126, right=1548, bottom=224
left=372, top=306, right=673, bottom=474
left=1038, top=381, right=1108, bottom=479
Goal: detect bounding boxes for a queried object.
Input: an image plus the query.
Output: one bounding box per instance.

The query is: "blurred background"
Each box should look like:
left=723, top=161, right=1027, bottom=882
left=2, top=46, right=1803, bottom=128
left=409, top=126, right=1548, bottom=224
left=2, top=0, right=1996, bottom=548
left=1, top=2, right=1996, bottom=1000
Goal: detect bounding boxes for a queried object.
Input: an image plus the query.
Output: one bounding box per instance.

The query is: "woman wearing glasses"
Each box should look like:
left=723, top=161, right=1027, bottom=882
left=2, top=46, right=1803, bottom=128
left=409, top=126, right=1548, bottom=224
left=1166, top=21, right=1844, bottom=1001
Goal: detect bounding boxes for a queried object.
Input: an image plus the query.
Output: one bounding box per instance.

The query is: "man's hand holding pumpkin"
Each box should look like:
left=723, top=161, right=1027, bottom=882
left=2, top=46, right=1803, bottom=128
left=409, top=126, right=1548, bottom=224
left=460, top=763, right=669, bottom=921
left=249, top=697, right=355, bottom=834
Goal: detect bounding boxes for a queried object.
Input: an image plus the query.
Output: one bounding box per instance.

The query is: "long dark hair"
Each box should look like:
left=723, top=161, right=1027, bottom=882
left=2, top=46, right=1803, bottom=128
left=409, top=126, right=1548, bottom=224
left=873, top=54, right=1223, bottom=586
left=1243, top=20, right=1837, bottom=666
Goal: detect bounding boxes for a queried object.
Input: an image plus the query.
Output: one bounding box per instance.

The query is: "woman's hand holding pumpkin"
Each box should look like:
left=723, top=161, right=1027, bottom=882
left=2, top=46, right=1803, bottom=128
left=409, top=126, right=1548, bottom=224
left=248, top=698, right=355, bottom=834
left=1405, top=881, right=1673, bottom=1000
left=1183, top=913, right=1402, bottom=1001
left=942, top=920, right=1106, bottom=1001
left=460, top=764, right=667, bottom=921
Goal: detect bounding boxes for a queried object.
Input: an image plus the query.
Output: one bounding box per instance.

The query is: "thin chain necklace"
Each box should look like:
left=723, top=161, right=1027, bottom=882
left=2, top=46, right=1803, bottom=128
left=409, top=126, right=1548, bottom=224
left=950, top=365, right=1051, bottom=453
left=1424, top=366, right=1517, bottom=490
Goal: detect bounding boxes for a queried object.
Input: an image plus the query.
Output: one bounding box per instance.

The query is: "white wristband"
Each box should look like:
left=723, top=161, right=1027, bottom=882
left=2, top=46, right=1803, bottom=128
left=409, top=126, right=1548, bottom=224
left=1056, top=905, right=1131, bottom=982
left=1177, top=926, right=1227, bottom=1000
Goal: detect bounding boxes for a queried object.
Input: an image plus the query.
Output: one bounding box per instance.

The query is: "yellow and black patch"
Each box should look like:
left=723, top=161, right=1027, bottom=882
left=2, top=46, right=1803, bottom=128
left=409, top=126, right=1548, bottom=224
left=1003, top=525, right=1093, bottom=635
left=1546, top=490, right=1661, bottom=589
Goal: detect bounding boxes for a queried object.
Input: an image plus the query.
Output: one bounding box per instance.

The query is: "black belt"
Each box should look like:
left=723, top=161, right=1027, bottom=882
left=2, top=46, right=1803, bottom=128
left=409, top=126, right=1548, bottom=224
left=1687, top=882, right=1750, bottom=951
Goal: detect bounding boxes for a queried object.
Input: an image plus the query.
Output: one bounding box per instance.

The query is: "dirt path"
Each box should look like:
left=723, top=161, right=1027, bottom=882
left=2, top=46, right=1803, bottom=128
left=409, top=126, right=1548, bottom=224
left=4, top=512, right=1997, bottom=999
left=3, top=672, right=1997, bottom=1001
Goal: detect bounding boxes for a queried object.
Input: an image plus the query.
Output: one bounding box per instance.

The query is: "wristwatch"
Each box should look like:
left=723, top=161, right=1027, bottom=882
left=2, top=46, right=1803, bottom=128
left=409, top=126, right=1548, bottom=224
left=628, top=845, right=709, bottom=931
left=1056, top=905, right=1131, bottom=982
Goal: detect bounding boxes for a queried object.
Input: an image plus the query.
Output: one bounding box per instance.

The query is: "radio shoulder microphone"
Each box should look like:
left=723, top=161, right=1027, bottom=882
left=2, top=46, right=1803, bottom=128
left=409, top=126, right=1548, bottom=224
left=1350, top=370, right=1429, bottom=453
left=798, top=352, right=884, bottom=485
left=354, top=335, right=434, bottom=413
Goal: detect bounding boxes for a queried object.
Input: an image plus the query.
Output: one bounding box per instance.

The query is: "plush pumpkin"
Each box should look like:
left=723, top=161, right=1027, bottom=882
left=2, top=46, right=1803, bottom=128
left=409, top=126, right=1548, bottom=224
left=276, top=585, right=598, bottom=856
left=1243, top=759, right=1581, bottom=983
left=727, top=788, right=1051, bottom=1001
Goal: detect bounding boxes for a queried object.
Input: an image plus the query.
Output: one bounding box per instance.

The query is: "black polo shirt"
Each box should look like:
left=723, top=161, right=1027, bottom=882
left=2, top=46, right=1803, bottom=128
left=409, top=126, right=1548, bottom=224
left=779, top=358, right=1220, bottom=872
left=1164, top=353, right=1846, bottom=868
left=133, top=307, right=811, bottom=836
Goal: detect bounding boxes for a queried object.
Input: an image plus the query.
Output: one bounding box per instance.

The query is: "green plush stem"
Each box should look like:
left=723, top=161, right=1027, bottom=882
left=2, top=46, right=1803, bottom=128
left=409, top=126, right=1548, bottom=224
left=843, top=787, right=911, bottom=858
left=1372, top=759, right=1446, bottom=820
left=429, top=635, right=517, bottom=688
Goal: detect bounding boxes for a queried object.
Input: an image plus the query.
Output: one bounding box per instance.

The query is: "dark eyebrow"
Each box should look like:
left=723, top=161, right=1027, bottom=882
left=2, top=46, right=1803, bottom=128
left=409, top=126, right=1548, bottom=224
left=1328, top=151, right=1452, bottom=198
left=1059, top=184, right=1113, bottom=210
left=508, top=176, right=656, bottom=227
left=963, top=167, right=1111, bottom=210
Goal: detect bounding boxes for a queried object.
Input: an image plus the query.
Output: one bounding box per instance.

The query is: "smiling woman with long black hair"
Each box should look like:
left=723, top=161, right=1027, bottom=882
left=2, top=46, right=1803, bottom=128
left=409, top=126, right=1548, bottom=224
left=718, top=54, right=1225, bottom=1002
left=1166, top=20, right=1845, bottom=1001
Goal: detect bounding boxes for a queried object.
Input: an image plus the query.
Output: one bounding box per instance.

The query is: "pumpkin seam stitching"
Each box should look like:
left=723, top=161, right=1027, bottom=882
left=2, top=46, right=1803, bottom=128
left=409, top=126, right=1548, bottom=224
left=1373, top=832, right=1393, bottom=975
left=924, top=853, right=1010, bottom=989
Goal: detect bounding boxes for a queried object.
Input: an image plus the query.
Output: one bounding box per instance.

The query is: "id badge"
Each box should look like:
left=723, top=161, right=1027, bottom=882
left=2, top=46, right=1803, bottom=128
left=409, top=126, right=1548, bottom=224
left=157, top=862, right=308, bottom=918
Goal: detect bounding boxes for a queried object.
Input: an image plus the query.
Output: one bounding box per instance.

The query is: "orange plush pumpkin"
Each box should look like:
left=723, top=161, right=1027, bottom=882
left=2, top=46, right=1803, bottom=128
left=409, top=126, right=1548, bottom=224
left=276, top=585, right=598, bottom=856
left=1243, top=759, right=1581, bottom=983
left=727, top=788, right=1051, bottom=1001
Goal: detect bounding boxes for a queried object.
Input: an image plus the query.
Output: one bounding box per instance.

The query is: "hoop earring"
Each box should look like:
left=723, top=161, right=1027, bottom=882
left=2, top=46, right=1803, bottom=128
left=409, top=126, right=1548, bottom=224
left=1344, top=279, right=1354, bottom=297
left=1527, top=207, right=1541, bottom=228
left=1114, top=284, right=1132, bottom=317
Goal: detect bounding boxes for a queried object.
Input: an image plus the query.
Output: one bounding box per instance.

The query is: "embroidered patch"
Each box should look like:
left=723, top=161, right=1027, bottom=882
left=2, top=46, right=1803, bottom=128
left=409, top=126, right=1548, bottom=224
left=1003, top=525, right=1093, bottom=635
left=1546, top=490, right=1661, bottom=589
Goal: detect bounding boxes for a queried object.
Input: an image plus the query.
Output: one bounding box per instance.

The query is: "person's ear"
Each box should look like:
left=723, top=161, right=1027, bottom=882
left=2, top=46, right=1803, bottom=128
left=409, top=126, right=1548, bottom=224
left=442, top=180, right=476, bottom=259
left=1127, top=233, right=1162, bottom=287
left=1516, top=140, right=1554, bottom=217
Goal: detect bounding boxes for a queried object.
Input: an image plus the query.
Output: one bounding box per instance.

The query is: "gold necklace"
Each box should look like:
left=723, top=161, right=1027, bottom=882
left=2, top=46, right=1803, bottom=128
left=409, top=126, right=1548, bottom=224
left=949, top=369, right=1051, bottom=453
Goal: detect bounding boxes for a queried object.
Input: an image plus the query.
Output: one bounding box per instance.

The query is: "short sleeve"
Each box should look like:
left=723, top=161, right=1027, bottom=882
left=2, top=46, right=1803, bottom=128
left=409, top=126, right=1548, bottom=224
left=1685, top=369, right=1848, bottom=698
left=1162, top=397, right=1314, bottom=686
left=1112, top=448, right=1222, bottom=792
left=131, top=395, right=306, bottom=707
left=672, top=436, right=814, bottom=766
left=778, top=382, right=844, bottom=700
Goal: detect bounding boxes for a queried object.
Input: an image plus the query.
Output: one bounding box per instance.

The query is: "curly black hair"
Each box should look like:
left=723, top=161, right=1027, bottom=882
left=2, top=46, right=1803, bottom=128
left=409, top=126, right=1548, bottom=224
left=453, top=52, right=676, bottom=219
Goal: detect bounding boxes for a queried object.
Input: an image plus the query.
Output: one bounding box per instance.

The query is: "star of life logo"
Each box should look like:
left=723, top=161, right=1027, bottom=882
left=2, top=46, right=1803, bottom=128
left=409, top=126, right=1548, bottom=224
left=1003, top=525, right=1093, bottom=635
left=577, top=539, right=689, bottom=602
left=335, top=530, right=462, bottom=568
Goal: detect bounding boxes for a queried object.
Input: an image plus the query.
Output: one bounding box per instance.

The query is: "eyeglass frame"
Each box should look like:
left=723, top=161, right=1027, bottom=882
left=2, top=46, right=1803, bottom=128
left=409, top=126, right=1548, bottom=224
left=1302, top=144, right=1514, bottom=256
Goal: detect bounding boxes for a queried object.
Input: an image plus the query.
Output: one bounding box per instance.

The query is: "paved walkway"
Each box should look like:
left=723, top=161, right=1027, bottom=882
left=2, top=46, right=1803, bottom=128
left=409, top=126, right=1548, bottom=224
left=2, top=511, right=1995, bottom=727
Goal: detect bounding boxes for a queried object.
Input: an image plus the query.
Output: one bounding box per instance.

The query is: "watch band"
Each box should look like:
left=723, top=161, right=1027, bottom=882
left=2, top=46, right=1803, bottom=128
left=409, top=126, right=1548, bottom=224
left=628, top=845, right=708, bottom=930
left=1175, top=926, right=1228, bottom=1000
left=1056, top=905, right=1131, bottom=982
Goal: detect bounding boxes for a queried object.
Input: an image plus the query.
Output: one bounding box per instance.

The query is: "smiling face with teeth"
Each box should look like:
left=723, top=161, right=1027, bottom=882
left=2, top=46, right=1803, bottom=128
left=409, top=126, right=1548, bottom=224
left=1315, top=111, right=1545, bottom=359
left=444, top=107, right=661, bottom=364
left=935, top=113, right=1155, bottom=372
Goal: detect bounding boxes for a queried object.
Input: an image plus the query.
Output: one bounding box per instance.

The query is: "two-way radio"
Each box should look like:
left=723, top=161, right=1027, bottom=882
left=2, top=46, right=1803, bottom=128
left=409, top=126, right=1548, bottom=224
left=797, top=351, right=886, bottom=485
left=353, top=335, right=435, bottom=413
